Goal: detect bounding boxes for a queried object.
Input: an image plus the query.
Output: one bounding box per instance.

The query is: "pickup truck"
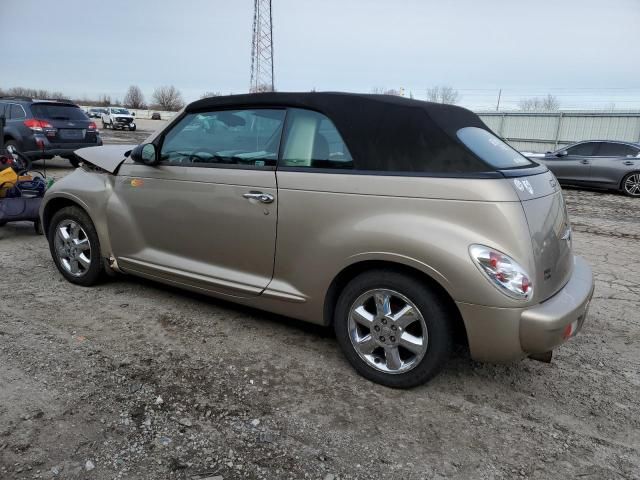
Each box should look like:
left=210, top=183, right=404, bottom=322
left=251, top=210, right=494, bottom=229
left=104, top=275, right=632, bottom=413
left=101, top=107, right=136, bottom=131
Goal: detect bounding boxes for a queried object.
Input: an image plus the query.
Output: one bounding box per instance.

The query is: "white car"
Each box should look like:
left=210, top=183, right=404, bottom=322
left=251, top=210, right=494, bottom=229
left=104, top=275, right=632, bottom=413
left=101, top=107, right=136, bottom=131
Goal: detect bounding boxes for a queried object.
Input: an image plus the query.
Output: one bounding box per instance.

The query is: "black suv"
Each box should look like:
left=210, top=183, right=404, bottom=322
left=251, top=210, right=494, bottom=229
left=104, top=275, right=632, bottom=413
left=0, top=97, right=102, bottom=167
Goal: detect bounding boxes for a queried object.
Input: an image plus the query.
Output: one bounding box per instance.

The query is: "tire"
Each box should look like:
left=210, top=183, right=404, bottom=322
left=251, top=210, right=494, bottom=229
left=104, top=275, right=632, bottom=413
left=69, top=156, right=80, bottom=168
left=130, top=125, right=136, bottom=131
left=102, top=120, right=107, bottom=129
left=5, top=140, right=32, bottom=171
left=48, top=206, right=104, bottom=286
left=334, top=269, right=453, bottom=388
left=621, top=172, right=640, bottom=197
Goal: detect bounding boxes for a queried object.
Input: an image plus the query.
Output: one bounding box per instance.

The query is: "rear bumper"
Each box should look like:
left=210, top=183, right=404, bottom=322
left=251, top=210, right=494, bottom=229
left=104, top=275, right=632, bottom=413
left=23, top=136, right=103, bottom=159
left=457, top=255, right=594, bottom=362
left=519, top=256, right=593, bottom=353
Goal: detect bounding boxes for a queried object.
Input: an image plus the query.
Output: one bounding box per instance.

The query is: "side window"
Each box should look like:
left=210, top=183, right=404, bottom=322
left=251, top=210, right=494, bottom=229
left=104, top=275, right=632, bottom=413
left=565, top=142, right=597, bottom=156
left=160, top=109, right=286, bottom=167
left=597, top=142, right=639, bottom=157
left=9, top=104, right=26, bottom=120
left=280, top=108, right=353, bottom=169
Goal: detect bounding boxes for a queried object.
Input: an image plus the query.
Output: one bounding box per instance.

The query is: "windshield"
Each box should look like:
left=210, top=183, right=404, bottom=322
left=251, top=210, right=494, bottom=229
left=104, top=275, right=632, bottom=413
left=457, top=127, right=534, bottom=169
left=111, top=108, right=130, bottom=114
left=31, top=104, right=88, bottom=121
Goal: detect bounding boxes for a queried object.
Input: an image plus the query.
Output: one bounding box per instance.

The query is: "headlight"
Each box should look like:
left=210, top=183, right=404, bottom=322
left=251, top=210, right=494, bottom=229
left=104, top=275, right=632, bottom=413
left=469, top=245, right=533, bottom=300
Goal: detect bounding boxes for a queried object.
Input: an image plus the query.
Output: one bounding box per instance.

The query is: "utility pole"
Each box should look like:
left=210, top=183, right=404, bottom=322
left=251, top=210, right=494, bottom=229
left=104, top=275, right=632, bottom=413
left=496, top=89, right=502, bottom=111
left=250, top=0, right=275, bottom=92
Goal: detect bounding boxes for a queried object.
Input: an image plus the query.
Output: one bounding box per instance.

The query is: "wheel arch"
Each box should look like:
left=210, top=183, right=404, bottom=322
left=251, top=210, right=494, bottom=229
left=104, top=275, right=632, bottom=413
left=4, top=133, right=18, bottom=145
left=42, top=195, right=93, bottom=240
left=621, top=170, right=640, bottom=193
left=323, top=259, right=468, bottom=347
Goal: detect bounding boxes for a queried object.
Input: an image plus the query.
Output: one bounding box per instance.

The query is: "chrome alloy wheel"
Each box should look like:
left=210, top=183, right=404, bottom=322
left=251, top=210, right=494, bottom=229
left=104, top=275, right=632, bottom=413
left=624, top=173, right=640, bottom=196
left=53, top=220, right=92, bottom=277
left=348, top=289, right=429, bottom=374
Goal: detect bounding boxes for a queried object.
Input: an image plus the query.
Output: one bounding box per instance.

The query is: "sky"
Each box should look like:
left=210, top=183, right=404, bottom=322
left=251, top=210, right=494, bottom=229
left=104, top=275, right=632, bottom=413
left=1, top=0, right=639, bottom=110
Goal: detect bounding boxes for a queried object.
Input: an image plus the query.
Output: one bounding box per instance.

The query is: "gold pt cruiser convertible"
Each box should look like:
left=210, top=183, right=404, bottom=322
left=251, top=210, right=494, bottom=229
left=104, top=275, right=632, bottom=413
left=40, top=93, right=594, bottom=388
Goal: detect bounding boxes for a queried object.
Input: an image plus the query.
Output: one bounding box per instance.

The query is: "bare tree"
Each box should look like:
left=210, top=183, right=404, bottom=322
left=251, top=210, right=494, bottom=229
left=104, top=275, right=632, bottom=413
left=96, top=94, right=111, bottom=107
left=1, top=86, right=67, bottom=100
left=200, top=91, right=222, bottom=99
left=152, top=85, right=185, bottom=111
left=124, top=85, right=146, bottom=109
left=519, top=94, right=560, bottom=112
left=426, top=86, right=460, bottom=104
left=371, top=87, right=402, bottom=96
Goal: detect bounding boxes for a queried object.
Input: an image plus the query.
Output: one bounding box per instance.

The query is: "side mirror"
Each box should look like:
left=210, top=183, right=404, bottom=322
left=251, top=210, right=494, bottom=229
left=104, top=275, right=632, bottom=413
left=130, top=143, right=159, bottom=166
left=131, top=112, right=136, bottom=117
left=556, top=150, right=568, bottom=157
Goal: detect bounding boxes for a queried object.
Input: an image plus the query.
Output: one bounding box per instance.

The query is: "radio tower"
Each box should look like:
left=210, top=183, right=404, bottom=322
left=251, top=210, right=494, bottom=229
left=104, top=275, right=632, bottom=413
left=250, top=0, right=275, bottom=92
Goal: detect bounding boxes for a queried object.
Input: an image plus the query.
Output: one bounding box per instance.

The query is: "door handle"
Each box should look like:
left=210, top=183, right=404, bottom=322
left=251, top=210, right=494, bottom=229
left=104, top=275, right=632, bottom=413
left=623, top=160, right=635, bottom=166
left=242, top=191, right=274, bottom=204
left=580, top=159, right=590, bottom=164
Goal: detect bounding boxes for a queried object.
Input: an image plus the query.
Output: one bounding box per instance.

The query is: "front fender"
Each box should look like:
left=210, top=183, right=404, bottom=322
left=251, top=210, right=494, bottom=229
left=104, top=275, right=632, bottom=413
left=41, top=168, right=115, bottom=257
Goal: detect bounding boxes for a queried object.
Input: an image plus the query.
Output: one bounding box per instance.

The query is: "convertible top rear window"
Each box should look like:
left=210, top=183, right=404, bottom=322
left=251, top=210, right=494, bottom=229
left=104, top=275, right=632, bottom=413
left=457, top=127, right=534, bottom=169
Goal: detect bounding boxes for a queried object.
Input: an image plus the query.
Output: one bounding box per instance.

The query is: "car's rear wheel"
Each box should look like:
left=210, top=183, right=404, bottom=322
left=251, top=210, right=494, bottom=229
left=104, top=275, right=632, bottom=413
left=622, top=172, right=640, bottom=197
left=334, top=269, right=453, bottom=388
left=68, top=156, right=80, bottom=168
left=102, top=120, right=107, bottom=129
left=48, top=206, right=104, bottom=286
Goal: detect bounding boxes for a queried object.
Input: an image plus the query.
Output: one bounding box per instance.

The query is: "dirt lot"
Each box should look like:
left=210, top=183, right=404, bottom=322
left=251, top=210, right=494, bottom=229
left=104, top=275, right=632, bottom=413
left=1, top=125, right=639, bottom=479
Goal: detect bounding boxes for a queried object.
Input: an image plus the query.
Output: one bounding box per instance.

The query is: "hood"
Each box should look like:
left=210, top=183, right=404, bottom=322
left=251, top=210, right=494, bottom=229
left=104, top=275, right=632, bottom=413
left=74, top=144, right=136, bottom=173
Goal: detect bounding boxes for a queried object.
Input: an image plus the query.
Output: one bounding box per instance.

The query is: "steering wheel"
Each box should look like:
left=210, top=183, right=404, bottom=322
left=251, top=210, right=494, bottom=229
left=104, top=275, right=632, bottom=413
left=186, top=149, right=227, bottom=164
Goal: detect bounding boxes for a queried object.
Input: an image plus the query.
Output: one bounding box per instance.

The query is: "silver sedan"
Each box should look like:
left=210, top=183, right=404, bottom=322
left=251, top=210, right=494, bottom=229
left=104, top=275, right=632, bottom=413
left=528, top=141, right=640, bottom=197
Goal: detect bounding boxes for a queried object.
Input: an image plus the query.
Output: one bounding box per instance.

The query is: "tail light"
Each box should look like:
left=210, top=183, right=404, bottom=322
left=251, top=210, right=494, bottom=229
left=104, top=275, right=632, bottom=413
left=23, top=119, right=54, bottom=132
left=469, top=245, right=533, bottom=300
left=88, top=122, right=97, bottom=131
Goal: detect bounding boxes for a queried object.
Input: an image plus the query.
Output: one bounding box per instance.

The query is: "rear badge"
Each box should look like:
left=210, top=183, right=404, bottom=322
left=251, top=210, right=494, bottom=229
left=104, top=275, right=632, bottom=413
left=514, top=179, right=534, bottom=195
left=130, top=179, right=144, bottom=187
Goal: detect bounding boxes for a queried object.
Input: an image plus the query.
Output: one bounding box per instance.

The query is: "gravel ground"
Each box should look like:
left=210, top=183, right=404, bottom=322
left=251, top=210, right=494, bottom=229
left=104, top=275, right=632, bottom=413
left=0, top=127, right=639, bottom=479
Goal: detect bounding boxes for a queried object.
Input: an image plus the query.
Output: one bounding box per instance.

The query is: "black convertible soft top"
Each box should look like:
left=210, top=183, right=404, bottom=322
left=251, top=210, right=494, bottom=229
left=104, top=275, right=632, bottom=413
left=186, top=92, right=500, bottom=174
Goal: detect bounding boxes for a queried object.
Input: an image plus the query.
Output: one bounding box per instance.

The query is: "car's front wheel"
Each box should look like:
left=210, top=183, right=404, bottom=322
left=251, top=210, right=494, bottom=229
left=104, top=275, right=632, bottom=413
left=334, top=269, right=453, bottom=388
left=622, top=172, right=640, bottom=197
left=48, top=206, right=104, bottom=286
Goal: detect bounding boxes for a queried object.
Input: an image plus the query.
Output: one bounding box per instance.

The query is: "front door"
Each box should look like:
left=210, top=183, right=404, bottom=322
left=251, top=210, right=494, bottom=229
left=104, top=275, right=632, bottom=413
left=107, top=108, right=287, bottom=298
